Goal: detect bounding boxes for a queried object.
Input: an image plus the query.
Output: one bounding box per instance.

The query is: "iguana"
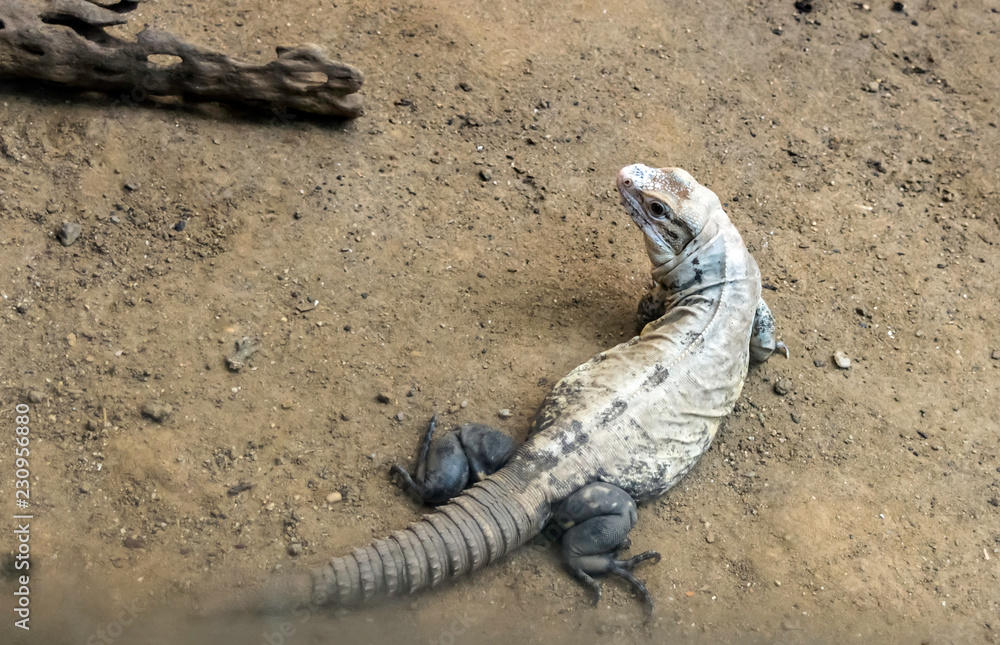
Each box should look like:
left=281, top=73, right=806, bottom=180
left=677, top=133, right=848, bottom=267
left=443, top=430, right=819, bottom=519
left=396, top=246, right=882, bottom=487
left=251, top=165, right=786, bottom=614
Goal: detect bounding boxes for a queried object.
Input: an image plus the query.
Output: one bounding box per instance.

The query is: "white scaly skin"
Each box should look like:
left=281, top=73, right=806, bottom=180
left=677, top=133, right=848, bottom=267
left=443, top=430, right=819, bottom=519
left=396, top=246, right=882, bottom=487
left=508, top=165, right=765, bottom=504
left=247, top=165, right=782, bottom=613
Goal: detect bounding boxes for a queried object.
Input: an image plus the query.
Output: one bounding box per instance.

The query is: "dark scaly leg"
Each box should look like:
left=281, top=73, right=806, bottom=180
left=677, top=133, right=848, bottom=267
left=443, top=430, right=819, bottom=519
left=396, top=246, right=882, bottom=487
left=390, top=415, right=469, bottom=505
left=390, top=417, right=517, bottom=505
left=458, top=423, right=518, bottom=482
left=749, top=297, right=789, bottom=363
left=554, top=483, right=661, bottom=614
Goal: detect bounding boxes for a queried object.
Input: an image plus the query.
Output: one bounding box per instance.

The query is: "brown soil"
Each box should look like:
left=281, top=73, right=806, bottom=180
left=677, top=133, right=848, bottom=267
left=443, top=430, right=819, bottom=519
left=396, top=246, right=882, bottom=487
left=2, top=1, right=999, bottom=643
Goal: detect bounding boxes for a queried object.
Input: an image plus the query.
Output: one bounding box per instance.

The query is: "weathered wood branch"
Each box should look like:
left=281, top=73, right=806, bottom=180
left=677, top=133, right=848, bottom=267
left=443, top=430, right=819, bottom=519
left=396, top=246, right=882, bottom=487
left=0, top=0, right=364, bottom=117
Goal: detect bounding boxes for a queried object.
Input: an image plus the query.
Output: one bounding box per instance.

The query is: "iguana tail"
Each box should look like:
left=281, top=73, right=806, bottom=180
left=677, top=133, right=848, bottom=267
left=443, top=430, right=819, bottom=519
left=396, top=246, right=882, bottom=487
left=252, top=470, right=548, bottom=612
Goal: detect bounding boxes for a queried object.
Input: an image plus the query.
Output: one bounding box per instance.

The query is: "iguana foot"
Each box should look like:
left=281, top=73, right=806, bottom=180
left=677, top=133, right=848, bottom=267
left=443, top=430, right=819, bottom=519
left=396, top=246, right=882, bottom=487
left=749, top=297, right=789, bottom=363
left=554, top=482, right=661, bottom=614
left=389, top=415, right=517, bottom=505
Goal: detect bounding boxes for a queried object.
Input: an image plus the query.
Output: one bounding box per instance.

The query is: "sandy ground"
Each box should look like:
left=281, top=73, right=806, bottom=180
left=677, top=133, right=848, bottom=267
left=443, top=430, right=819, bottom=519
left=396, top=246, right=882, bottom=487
left=1, top=0, right=999, bottom=643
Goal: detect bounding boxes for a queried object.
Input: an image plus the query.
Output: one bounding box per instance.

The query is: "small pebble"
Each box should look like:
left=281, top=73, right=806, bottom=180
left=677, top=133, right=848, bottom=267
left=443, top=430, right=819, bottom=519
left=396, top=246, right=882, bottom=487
left=141, top=400, right=172, bottom=423
left=376, top=393, right=391, bottom=404
left=123, top=537, right=146, bottom=549
left=773, top=378, right=792, bottom=396
left=79, top=482, right=92, bottom=494
left=791, top=412, right=802, bottom=424
left=57, top=221, right=82, bottom=246
left=479, top=169, right=492, bottom=181
left=287, top=543, right=304, bottom=557
left=498, top=409, right=512, bottom=419
left=477, top=270, right=487, bottom=278
left=833, top=351, right=851, bottom=369
left=866, top=81, right=880, bottom=93
left=326, top=492, right=343, bottom=504
left=110, top=215, right=121, bottom=224
left=458, top=81, right=473, bottom=92
left=705, top=532, right=716, bottom=544
left=991, top=350, right=1000, bottom=360
left=46, top=202, right=62, bottom=214
left=173, top=220, right=187, bottom=232
left=813, top=359, right=826, bottom=368
left=396, top=412, right=406, bottom=422
left=27, top=390, right=44, bottom=403
left=16, top=303, right=29, bottom=315
left=124, top=181, right=140, bottom=192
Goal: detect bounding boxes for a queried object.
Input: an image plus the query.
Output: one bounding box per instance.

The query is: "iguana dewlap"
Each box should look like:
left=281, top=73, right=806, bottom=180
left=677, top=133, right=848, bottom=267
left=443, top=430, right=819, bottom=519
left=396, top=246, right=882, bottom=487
left=250, top=165, right=784, bottom=612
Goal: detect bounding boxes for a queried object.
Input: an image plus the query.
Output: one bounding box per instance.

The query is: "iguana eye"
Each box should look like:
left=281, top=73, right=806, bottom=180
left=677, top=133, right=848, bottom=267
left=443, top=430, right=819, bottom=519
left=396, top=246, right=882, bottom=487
left=649, top=202, right=667, bottom=218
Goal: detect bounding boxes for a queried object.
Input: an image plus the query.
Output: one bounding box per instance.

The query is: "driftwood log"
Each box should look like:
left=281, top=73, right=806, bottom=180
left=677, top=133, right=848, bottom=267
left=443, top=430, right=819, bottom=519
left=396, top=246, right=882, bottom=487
left=0, top=0, right=363, bottom=118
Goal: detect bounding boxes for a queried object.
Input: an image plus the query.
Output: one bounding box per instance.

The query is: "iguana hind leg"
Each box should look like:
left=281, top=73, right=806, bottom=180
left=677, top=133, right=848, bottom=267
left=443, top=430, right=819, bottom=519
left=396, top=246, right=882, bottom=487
left=390, top=415, right=516, bottom=505
left=390, top=415, right=468, bottom=505
left=458, top=422, right=518, bottom=483
left=750, top=297, right=789, bottom=363
left=554, top=483, right=661, bottom=614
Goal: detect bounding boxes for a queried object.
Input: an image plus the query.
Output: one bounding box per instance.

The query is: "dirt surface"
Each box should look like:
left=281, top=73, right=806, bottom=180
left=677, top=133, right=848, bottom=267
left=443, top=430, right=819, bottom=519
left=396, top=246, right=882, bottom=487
left=2, top=0, right=999, bottom=643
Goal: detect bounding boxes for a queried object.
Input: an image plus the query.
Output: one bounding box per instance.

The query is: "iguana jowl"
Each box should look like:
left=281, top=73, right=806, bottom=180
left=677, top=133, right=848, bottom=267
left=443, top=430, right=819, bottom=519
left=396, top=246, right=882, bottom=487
left=257, top=165, right=785, bottom=613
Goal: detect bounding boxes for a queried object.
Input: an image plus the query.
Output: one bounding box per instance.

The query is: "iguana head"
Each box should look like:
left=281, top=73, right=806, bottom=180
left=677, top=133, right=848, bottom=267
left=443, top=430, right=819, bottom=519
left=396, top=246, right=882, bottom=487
left=617, top=165, right=722, bottom=266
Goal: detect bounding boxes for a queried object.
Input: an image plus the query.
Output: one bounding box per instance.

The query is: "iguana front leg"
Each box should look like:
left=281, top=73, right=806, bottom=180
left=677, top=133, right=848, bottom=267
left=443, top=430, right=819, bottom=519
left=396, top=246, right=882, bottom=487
left=390, top=415, right=517, bottom=505
left=749, top=298, right=789, bottom=363
left=639, top=284, right=788, bottom=363
left=552, top=483, right=662, bottom=613
left=636, top=280, right=669, bottom=334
